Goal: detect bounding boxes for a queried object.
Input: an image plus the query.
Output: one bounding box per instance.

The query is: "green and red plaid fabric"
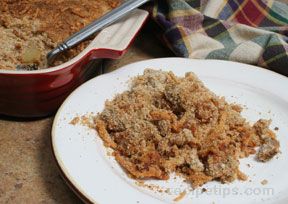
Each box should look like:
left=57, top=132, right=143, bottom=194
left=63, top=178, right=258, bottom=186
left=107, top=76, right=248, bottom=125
left=151, top=0, right=288, bottom=76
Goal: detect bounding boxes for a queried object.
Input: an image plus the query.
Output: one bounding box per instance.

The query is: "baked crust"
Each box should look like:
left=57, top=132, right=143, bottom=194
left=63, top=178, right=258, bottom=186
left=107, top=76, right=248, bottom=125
left=0, top=0, right=120, bottom=70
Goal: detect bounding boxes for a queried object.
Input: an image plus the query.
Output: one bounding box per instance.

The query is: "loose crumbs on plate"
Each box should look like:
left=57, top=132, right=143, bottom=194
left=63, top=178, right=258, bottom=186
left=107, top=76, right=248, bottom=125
left=173, top=191, right=186, bottom=202
left=135, top=180, right=164, bottom=193
left=261, top=179, right=268, bottom=185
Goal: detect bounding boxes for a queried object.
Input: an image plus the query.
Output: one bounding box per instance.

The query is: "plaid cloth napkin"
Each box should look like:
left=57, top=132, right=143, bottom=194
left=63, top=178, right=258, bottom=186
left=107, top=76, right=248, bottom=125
left=151, top=0, right=288, bottom=76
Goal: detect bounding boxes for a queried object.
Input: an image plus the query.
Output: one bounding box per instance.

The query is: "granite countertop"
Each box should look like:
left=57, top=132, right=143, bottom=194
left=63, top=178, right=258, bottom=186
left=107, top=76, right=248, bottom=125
left=0, top=27, right=173, bottom=204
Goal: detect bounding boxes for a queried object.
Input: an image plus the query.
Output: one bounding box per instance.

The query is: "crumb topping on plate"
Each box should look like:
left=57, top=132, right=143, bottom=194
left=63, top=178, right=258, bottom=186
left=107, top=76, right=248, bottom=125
left=95, top=69, right=280, bottom=187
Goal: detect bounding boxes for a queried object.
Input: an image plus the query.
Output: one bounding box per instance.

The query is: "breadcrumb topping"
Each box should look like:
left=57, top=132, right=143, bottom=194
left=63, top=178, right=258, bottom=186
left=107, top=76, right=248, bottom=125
left=0, top=0, right=120, bottom=70
left=95, top=69, right=280, bottom=187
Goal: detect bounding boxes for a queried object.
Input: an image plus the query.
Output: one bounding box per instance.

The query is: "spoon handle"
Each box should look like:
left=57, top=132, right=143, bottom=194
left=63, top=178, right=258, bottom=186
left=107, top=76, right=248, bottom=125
left=47, top=0, right=150, bottom=65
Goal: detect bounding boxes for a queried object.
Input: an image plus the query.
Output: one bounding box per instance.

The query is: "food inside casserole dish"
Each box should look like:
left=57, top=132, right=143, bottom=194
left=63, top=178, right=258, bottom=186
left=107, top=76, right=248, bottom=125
left=0, top=0, right=120, bottom=70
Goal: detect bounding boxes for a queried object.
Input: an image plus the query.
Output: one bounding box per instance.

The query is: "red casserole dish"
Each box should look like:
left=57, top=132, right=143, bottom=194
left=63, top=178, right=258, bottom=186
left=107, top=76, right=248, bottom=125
left=0, top=9, right=148, bottom=117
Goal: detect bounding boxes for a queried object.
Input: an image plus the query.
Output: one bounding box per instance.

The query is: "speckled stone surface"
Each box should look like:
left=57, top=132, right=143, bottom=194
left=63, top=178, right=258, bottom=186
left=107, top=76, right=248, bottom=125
left=0, top=27, right=173, bottom=204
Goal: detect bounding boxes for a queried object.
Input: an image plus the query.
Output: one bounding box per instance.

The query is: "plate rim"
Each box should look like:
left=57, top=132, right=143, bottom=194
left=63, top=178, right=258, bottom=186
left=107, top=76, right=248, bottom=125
left=51, top=58, right=288, bottom=204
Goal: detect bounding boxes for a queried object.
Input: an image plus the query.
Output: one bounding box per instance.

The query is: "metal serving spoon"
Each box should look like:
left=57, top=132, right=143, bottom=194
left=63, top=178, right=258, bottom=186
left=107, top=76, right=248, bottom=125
left=47, top=0, right=150, bottom=66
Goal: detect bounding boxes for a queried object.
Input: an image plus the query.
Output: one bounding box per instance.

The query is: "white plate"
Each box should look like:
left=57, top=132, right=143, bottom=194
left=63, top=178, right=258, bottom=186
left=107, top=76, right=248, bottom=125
left=52, top=58, right=288, bottom=204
